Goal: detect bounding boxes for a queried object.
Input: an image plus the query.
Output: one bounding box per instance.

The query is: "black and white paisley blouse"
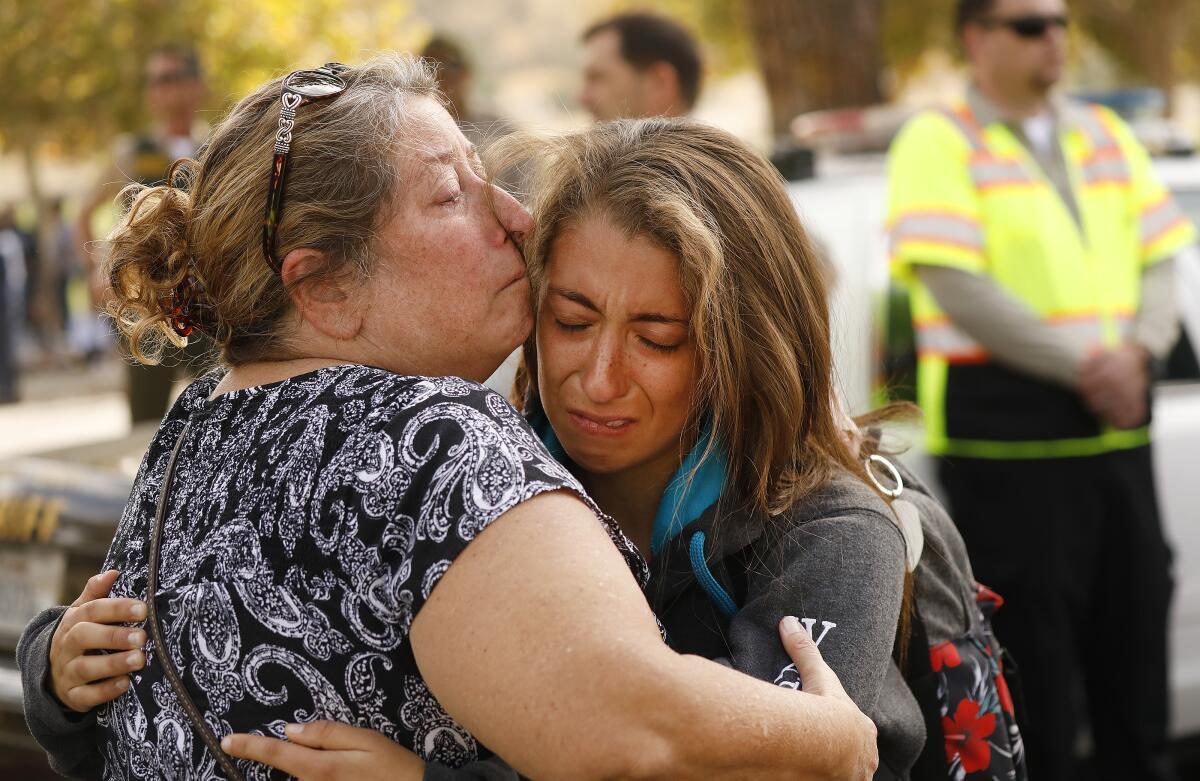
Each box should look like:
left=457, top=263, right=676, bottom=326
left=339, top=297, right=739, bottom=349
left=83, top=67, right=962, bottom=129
left=95, top=364, right=648, bottom=780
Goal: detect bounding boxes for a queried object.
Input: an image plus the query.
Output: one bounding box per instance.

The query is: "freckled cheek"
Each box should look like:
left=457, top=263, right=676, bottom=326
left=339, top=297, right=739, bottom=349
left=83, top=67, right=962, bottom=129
left=638, top=358, right=693, bottom=418
left=407, top=235, right=480, bottom=293
left=645, top=357, right=697, bottom=425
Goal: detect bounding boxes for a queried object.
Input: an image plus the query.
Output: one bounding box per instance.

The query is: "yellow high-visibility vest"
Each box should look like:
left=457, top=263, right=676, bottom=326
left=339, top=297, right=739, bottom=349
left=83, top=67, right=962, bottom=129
left=888, top=101, right=1196, bottom=459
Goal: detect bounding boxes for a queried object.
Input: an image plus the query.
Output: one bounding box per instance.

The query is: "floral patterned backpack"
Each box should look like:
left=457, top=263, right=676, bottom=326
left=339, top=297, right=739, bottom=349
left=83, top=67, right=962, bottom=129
left=904, top=583, right=1028, bottom=781
left=692, top=443, right=1030, bottom=781
left=867, top=454, right=1029, bottom=781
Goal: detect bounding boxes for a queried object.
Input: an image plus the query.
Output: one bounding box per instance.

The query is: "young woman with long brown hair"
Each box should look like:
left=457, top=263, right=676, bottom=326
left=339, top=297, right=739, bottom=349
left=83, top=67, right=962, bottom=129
left=498, top=118, right=930, bottom=778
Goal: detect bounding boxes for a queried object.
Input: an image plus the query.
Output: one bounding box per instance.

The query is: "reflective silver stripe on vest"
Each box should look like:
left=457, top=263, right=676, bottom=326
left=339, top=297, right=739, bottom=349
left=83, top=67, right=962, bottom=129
left=916, top=315, right=1129, bottom=360
left=1073, top=106, right=1118, bottom=150
left=1073, top=106, right=1133, bottom=185
left=935, top=108, right=987, bottom=152
left=890, top=213, right=984, bottom=253
left=969, top=158, right=1036, bottom=189
left=934, top=109, right=1037, bottom=189
left=1081, top=152, right=1131, bottom=185
left=1046, top=317, right=1111, bottom=346
left=914, top=321, right=988, bottom=361
left=1140, top=196, right=1187, bottom=246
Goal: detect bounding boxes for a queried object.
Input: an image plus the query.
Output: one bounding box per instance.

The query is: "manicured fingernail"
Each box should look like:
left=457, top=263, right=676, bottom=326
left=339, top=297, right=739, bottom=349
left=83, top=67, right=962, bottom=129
left=127, top=652, right=142, bottom=668
left=782, top=616, right=802, bottom=635
left=130, top=602, right=147, bottom=620
left=115, top=677, right=128, bottom=691
left=221, top=736, right=232, bottom=751
left=128, top=631, right=144, bottom=646
left=285, top=723, right=304, bottom=735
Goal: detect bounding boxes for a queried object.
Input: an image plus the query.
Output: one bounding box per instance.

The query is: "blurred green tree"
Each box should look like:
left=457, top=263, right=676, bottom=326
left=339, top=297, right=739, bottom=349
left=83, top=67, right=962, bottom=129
left=0, top=0, right=417, bottom=207
left=0, top=0, right=416, bottom=331
left=882, top=0, right=957, bottom=80
left=619, top=0, right=893, bottom=141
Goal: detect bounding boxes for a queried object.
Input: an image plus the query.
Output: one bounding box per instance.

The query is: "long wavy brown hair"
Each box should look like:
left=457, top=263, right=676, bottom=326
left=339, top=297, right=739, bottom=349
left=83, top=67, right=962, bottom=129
left=500, top=120, right=909, bottom=511
left=494, top=118, right=915, bottom=656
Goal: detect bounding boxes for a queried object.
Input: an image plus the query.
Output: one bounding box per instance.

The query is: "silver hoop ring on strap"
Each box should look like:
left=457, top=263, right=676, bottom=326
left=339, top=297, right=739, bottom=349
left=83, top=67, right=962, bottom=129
left=865, top=454, right=904, bottom=498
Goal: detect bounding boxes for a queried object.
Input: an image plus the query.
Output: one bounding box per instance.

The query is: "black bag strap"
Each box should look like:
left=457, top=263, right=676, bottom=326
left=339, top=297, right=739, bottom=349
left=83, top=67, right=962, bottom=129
left=898, top=605, right=950, bottom=781
left=146, top=420, right=245, bottom=781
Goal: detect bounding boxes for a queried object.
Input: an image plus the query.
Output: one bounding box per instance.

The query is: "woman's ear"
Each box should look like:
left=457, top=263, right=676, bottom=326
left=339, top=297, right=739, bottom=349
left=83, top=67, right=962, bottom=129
left=279, top=248, right=364, bottom=341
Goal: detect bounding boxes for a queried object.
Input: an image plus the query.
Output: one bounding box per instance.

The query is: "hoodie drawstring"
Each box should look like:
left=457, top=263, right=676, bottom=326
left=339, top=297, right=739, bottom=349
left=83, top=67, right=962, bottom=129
left=689, top=530, right=738, bottom=618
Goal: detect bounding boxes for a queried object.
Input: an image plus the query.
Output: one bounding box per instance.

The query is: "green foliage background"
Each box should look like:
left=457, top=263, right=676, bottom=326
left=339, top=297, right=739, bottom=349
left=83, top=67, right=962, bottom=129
left=0, top=0, right=418, bottom=157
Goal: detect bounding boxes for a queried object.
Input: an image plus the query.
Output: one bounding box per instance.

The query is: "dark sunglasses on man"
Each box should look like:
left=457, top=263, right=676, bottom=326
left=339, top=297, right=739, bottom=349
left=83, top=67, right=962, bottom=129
left=982, top=14, right=1069, bottom=38
left=262, top=62, right=349, bottom=273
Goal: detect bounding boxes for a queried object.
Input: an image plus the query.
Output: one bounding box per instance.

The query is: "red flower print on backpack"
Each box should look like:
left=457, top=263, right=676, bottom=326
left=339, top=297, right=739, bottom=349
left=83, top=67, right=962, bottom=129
left=930, top=640, right=962, bottom=672
left=943, top=699, right=997, bottom=773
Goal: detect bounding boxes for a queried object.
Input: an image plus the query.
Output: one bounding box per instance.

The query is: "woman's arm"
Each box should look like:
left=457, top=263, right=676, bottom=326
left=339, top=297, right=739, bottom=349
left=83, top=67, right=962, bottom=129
left=223, top=487, right=876, bottom=780
left=17, top=571, right=148, bottom=779
left=409, top=490, right=878, bottom=781
left=727, top=508, right=908, bottom=709
left=34, top=498, right=880, bottom=781
left=224, top=615, right=859, bottom=780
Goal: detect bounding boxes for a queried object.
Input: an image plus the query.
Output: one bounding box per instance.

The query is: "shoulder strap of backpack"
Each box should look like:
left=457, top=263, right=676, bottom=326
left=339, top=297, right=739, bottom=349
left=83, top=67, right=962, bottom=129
left=900, top=605, right=952, bottom=781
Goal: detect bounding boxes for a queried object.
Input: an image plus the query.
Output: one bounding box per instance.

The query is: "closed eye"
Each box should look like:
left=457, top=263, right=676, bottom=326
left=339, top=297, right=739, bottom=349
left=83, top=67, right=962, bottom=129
left=554, top=318, right=589, bottom=332
left=639, top=336, right=679, bottom=354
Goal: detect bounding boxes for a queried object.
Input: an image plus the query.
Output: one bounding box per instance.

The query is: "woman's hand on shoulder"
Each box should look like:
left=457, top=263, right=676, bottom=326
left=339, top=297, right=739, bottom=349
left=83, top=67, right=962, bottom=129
left=48, top=570, right=147, bottom=712
left=221, top=721, right=425, bottom=781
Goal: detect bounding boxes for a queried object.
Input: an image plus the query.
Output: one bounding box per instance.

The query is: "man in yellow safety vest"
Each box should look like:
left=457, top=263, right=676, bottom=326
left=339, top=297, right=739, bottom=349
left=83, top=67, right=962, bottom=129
left=887, top=1, right=1195, bottom=779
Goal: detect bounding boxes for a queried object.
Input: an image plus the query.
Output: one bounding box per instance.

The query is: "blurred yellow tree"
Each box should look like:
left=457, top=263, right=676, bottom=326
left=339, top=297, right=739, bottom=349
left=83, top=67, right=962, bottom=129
left=609, top=0, right=753, bottom=76
left=1074, top=0, right=1200, bottom=109
left=882, top=0, right=957, bottom=79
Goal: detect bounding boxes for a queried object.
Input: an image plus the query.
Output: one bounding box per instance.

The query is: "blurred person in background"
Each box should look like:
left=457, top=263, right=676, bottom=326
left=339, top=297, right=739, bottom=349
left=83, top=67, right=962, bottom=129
left=39, top=197, right=80, bottom=364
left=887, top=0, right=1196, bottom=779
left=579, top=11, right=701, bottom=122
left=421, top=35, right=515, bottom=152
left=14, top=207, right=43, bottom=359
left=77, top=44, right=213, bottom=423
left=0, top=205, right=26, bottom=402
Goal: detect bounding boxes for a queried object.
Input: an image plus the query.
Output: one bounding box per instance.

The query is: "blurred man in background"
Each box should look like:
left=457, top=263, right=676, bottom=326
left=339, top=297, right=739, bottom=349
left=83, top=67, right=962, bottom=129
left=76, top=45, right=211, bottom=423
left=887, top=0, right=1195, bottom=778
left=579, top=12, right=701, bottom=121
left=31, top=198, right=79, bottom=366
left=0, top=206, right=26, bottom=403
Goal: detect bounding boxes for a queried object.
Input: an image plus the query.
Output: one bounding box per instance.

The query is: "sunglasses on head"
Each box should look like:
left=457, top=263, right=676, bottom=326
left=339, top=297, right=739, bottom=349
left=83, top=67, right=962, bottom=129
left=262, top=62, right=349, bottom=274
left=984, top=14, right=1069, bottom=38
